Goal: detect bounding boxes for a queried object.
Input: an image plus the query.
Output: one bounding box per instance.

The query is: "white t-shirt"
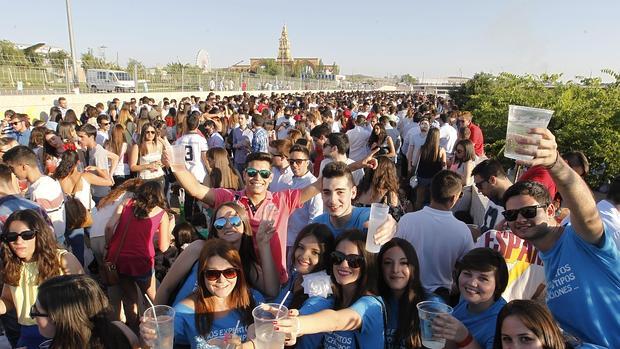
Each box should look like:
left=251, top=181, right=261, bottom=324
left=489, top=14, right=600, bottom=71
left=90, top=193, right=129, bottom=238
left=30, top=175, right=66, bottom=242
left=396, top=206, right=473, bottom=292
left=175, top=133, right=209, bottom=182
left=96, top=130, right=109, bottom=146
left=276, top=116, right=295, bottom=140
left=88, top=144, right=110, bottom=198
left=475, top=230, right=546, bottom=301
left=319, top=157, right=364, bottom=186
left=269, top=166, right=294, bottom=192
left=439, top=123, right=458, bottom=154
left=346, top=126, right=371, bottom=162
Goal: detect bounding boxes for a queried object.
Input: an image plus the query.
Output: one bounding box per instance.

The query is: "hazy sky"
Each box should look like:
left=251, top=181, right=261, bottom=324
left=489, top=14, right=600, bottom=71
left=2, top=0, right=619, bottom=80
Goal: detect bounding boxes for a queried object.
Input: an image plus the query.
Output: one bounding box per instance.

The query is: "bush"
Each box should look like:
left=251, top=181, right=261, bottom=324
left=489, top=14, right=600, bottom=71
left=451, top=73, right=620, bottom=187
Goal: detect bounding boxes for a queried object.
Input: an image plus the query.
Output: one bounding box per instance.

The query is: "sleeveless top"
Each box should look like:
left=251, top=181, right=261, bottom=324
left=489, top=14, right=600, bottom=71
left=74, top=176, right=95, bottom=210
left=106, top=200, right=165, bottom=276
left=10, top=249, right=68, bottom=325
left=417, top=152, right=444, bottom=179
left=139, top=150, right=165, bottom=179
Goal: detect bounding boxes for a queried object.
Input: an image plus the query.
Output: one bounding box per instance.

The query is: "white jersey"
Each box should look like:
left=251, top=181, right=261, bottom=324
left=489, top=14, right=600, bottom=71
left=175, top=133, right=209, bottom=182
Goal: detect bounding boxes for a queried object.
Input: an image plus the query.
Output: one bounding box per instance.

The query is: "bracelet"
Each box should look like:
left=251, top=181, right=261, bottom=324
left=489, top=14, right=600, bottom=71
left=544, top=151, right=561, bottom=170
left=456, top=332, right=474, bottom=348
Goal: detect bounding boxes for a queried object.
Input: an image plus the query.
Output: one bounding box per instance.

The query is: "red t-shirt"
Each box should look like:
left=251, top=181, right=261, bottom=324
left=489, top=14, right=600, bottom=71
left=518, top=165, right=558, bottom=200
left=313, top=146, right=324, bottom=177
left=468, top=123, right=485, bottom=156
left=213, top=188, right=303, bottom=283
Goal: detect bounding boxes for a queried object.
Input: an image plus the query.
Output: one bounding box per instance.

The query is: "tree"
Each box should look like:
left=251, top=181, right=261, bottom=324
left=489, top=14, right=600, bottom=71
left=400, top=74, right=418, bottom=85
left=81, top=50, right=121, bottom=70
left=0, top=40, right=29, bottom=66
left=47, top=50, right=70, bottom=68
left=127, top=58, right=146, bottom=76
left=450, top=73, right=620, bottom=187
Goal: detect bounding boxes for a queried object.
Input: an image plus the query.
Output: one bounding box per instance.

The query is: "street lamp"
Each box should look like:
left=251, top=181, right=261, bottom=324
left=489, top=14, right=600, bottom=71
left=65, top=0, right=79, bottom=90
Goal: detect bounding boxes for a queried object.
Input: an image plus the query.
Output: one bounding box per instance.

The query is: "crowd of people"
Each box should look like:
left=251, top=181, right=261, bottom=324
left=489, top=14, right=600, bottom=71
left=0, top=90, right=618, bottom=349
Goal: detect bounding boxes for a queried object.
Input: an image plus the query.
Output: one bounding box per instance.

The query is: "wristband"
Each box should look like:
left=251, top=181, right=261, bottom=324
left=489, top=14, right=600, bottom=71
left=456, top=332, right=474, bottom=348
left=544, top=151, right=561, bottom=170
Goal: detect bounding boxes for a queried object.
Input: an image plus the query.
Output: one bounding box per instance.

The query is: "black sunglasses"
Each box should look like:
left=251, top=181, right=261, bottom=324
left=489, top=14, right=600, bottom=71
left=30, top=304, right=48, bottom=319
left=10, top=121, right=21, bottom=126
left=474, top=179, right=488, bottom=190
left=245, top=168, right=271, bottom=179
left=205, top=268, right=239, bottom=281
left=289, top=158, right=308, bottom=165
left=331, top=251, right=364, bottom=269
left=1, top=230, right=37, bottom=243
left=213, top=216, right=243, bottom=230
left=502, top=204, right=547, bottom=222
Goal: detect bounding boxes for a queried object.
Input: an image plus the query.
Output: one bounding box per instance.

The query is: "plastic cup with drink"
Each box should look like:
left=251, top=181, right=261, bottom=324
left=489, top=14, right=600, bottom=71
left=168, top=144, right=187, bottom=172
left=417, top=301, right=453, bottom=349
left=252, top=303, right=288, bottom=349
left=504, top=105, right=554, bottom=161
left=142, top=305, right=176, bottom=349
left=365, top=203, right=390, bottom=253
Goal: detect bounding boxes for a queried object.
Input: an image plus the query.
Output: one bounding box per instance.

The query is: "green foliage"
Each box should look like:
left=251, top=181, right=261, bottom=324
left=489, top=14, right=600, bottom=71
left=450, top=73, right=620, bottom=186
left=400, top=74, right=418, bottom=85
left=0, top=40, right=29, bottom=66
left=48, top=50, right=70, bottom=68
left=81, top=51, right=121, bottom=70
left=256, top=59, right=282, bottom=76
left=127, top=58, right=146, bottom=75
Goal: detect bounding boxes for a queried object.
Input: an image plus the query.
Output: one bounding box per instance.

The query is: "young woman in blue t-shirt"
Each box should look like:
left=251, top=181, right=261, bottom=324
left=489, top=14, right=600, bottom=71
left=273, top=223, right=335, bottom=349
left=378, top=238, right=441, bottom=349
left=275, top=229, right=386, bottom=349
left=432, top=248, right=509, bottom=349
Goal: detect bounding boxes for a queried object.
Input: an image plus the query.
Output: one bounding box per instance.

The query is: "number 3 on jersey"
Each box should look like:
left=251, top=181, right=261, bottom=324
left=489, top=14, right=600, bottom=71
left=184, top=145, right=194, bottom=161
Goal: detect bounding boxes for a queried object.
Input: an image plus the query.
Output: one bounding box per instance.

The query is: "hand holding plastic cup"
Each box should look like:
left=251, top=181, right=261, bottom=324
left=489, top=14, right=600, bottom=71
left=252, top=303, right=287, bottom=349
left=366, top=203, right=389, bottom=253
left=504, top=105, right=554, bottom=161
left=142, top=305, right=175, bottom=349
left=417, top=301, right=453, bottom=349
left=168, top=144, right=187, bottom=172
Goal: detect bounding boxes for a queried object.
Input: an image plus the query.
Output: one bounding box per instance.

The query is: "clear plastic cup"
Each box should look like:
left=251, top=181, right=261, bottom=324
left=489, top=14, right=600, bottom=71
left=252, top=303, right=287, bottom=349
left=417, top=301, right=453, bottom=349
left=504, top=105, right=554, bottom=161
left=143, top=305, right=175, bottom=349
left=365, top=203, right=389, bottom=253
left=169, top=144, right=187, bottom=172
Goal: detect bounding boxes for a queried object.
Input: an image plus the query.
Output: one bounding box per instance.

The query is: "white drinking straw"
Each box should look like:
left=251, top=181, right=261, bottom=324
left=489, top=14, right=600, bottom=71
left=145, top=294, right=160, bottom=337
left=275, top=291, right=291, bottom=320
left=226, top=320, right=241, bottom=349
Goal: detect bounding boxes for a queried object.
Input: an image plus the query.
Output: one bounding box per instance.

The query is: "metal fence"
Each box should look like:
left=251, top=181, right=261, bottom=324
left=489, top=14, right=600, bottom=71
left=0, top=56, right=383, bottom=95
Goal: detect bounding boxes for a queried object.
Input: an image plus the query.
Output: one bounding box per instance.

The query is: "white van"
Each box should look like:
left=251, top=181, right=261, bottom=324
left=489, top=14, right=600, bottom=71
left=86, top=69, right=135, bottom=93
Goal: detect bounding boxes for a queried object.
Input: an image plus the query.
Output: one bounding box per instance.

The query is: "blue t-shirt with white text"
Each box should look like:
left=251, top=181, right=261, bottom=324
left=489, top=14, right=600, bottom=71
left=312, top=206, right=370, bottom=238
left=452, top=297, right=506, bottom=349
left=322, top=296, right=384, bottom=349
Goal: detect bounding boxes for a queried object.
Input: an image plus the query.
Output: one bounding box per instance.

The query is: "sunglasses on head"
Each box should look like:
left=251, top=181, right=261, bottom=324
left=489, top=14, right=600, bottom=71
left=331, top=251, right=364, bottom=269
left=245, top=168, right=271, bottom=179
left=1, top=230, right=37, bottom=243
left=205, top=268, right=239, bottom=281
left=502, top=204, right=547, bottom=222
left=213, top=216, right=243, bottom=230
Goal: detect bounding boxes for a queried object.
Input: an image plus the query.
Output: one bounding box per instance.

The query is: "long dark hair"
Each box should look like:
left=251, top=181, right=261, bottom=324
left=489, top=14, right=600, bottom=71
left=367, top=123, right=388, bottom=149
left=420, top=127, right=441, bottom=162
left=356, top=155, right=399, bottom=200
left=38, top=274, right=132, bottom=349
left=132, top=181, right=166, bottom=218
left=288, top=223, right=335, bottom=310
left=52, top=150, right=79, bottom=180
left=194, top=239, right=256, bottom=336
left=331, top=229, right=377, bottom=309
left=0, top=209, right=62, bottom=286
left=377, top=238, right=426, bottom=348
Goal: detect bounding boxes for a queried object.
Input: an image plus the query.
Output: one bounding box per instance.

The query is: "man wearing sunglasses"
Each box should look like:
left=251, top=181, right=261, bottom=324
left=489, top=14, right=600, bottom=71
left=318, top=132, right=364, bottom=186
left=96, top=114, right=111, bottom=146
left=503, top=128, right=619, bottom=348
left=168, top=151, right=323, bottom=284
left=268, top=139, right=294, bottom=192
left=8, top=115, right=30, bottom=147
left=77, top=124, right=118, bottom=204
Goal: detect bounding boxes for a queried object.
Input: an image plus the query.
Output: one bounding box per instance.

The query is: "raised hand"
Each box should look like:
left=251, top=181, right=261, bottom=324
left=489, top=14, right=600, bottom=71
left=514, top=128, right=558, bottom=168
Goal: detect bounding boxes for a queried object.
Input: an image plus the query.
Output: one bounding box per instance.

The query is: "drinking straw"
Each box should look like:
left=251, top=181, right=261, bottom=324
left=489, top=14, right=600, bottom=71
left=226, top=320, right=241, bottom=349
left=145, top=294, right=161, bottom=337
left=276, top=291, right=291, bottom=320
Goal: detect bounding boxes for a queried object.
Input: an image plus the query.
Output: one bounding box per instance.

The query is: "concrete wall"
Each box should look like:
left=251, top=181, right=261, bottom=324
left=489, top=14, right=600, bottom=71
left=0, top=89, right=340, bottom=120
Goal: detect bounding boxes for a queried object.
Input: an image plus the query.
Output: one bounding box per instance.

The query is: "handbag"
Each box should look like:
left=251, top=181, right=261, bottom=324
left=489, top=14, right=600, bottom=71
left=409, top=152, right=421, bottom=189
left=64, top=175, right=93, bottom=229
left=100, top=215, right=132, bottom=286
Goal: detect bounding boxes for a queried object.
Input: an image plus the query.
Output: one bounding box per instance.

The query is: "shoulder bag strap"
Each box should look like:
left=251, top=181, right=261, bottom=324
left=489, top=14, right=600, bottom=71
left=413, top=151, right=421, bottom=177
left=110, top=211, right=132, bottom=264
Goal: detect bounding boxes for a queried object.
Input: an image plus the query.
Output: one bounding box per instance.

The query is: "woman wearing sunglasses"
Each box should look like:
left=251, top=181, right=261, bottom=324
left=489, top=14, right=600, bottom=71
left=155, top=202, right=280, bottom=306
left=32, top=274, right=137, bottom=349
left=431, top=248, right=509, bottom=349
left=142, top=239, right=262, bottom=349
left=129, top=122, right=166, bottom=190
left=0, top=209, right=83, bottom=349
left=378, top=238, right=444, bottom=349
left=272, top=223, right=335, bottom=349
left=274, top=229, right=386, bottom=349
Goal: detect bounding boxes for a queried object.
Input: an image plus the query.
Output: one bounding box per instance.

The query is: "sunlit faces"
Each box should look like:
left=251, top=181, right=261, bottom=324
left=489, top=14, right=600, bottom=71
left=294, top=235, right=321, bottom=274
left=373, top=125, right=381, bottom=135
left=76, top=131, right=94, bottom=149
left=45, top=133, right=64, bottom=150
left=381, top=246, right=410, bottom=293
left=332, top=240, right=361, bottom=286
left=6, top=220, right=36, bottom=262
left=500, top=315, right=543, bottom=349
left=504, top=195, right=554, bottom=242
left=243, top=160, right=272, bottom=194
left=204, top=255, right=238, bottom=299
left=269, top=146, right=285, bottom=168
left=455, top=145, right=465, bottom=159
left=473, top=174, right=493, bottom=199
left=33, top=300, right=54, bottom=338
left=419, top=121, right=430, bottom=133
left=458, top=269, right=496, bottom=308
left=289, top=151, right=309, bottom=177
left=144, top=127, right=157, bottom=138
left=214, top=206, right=244, bottom=244
left=9, top=118, right=24, bottom=132
left=322, top=176, right=356, bottom=218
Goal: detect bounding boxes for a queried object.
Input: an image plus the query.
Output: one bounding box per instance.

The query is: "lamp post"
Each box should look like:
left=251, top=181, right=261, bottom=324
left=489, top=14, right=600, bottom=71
left=65, top=0, right=79, bottom=91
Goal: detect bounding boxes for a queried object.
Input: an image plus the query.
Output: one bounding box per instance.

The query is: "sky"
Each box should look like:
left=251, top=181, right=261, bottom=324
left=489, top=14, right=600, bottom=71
left=2, top=0, right=620, bottom=81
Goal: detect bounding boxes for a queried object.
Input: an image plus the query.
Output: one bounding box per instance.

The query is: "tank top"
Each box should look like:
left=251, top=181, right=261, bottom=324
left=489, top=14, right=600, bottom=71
left=74, top=176, right=95, bottom=210
left=417, top=152, right=444, bottom=179
left=139, top=150, right=165, bottom=179
left=10, top=249, right=68, bottom=325
left=106, top=200, right=165, bottom=276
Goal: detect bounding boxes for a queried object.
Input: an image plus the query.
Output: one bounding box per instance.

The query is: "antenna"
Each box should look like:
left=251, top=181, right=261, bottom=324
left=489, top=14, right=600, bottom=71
left=196, top=49, right=210, bottom=72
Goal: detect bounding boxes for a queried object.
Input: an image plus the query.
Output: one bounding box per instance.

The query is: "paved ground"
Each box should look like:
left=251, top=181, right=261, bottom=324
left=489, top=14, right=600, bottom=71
left=0, top=335, right=10, bottom=349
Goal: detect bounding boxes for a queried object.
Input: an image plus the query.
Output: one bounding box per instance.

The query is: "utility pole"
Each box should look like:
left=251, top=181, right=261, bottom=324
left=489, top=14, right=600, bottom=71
left=65, top=0, right=79, bottom=90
